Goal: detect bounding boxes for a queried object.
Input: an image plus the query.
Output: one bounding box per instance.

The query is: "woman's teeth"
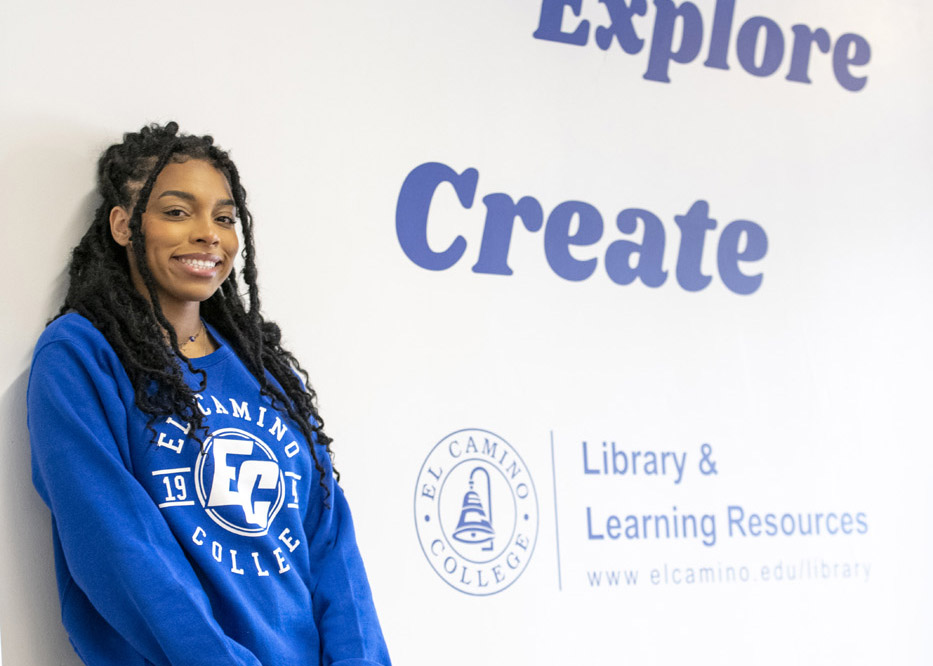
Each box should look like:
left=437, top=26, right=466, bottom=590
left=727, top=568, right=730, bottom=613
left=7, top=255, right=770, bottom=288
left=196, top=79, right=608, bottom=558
left=179, top=258, right=217, bottom=270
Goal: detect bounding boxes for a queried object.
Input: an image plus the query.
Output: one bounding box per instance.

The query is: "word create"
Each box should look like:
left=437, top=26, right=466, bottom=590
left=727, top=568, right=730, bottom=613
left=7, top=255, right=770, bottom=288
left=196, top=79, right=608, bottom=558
left=533, top=0, right=871, bottom=91
left=396, top=161, right=768, bottom=295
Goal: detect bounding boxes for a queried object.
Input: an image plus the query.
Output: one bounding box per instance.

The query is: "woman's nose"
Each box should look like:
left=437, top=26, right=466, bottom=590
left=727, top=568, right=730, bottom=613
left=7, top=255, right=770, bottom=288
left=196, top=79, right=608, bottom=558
left=192, top=214, right=220, bottom=245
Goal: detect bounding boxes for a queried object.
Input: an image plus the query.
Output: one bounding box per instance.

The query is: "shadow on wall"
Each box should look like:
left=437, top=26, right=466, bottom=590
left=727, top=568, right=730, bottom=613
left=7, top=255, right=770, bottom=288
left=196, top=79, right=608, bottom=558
left=0, top=373, right=80, bottom=665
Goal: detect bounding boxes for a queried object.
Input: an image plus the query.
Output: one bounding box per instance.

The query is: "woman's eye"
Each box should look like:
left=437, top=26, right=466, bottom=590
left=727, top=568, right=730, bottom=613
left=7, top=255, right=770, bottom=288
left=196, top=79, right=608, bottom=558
left=165, top=208, right=186, bottom=218
left=216, top=215, right=236, bottom=226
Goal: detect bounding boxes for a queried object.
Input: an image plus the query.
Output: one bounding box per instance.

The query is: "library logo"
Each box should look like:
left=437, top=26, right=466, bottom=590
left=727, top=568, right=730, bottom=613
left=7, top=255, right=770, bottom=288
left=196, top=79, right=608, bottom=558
left=414, top=428, right=539, bottom=596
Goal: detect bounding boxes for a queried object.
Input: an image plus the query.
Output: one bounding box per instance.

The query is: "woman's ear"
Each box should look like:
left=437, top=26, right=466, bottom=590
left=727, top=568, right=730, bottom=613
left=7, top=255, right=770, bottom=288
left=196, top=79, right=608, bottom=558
left=109, top=206, right=132, bottom=246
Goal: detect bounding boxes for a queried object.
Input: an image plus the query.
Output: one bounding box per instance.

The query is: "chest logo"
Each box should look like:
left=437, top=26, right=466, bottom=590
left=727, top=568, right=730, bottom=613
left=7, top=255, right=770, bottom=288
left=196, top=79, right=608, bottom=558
left=194, top=427, right=285, bottom=537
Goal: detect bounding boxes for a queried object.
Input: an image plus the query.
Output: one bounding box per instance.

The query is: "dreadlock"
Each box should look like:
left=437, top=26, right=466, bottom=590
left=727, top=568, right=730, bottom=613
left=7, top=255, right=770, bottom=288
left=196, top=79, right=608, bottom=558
left=58, top=121, right=336, bottom=499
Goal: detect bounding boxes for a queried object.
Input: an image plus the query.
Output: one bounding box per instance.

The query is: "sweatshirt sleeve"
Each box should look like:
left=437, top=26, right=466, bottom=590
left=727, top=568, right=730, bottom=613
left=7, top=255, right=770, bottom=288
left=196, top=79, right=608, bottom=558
left=28, top=335, right=263, bottom=666
left=305, top=447, right=392, bottom=666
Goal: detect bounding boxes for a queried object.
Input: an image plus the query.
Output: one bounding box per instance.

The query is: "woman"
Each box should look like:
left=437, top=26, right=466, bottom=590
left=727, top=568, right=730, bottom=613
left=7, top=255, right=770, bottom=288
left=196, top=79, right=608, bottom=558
left=27, top=122, right=391, bottom=665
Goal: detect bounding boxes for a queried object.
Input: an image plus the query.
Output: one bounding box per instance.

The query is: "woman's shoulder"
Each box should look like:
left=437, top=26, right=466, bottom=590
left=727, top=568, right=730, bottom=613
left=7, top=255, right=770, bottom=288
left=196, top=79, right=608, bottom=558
left=32, top=313, right=126, bottom=384
left=28, top=313, right=137, bottom=423
left=36, top=312, right=112, bottom=355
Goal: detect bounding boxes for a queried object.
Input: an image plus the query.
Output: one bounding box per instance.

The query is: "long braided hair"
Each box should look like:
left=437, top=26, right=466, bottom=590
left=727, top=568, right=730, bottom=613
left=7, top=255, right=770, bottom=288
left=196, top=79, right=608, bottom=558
left=59, top=121, right=336, bottom=497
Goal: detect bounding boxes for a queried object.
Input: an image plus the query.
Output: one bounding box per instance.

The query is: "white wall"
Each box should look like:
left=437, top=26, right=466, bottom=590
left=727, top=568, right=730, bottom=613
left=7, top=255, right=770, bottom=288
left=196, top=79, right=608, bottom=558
left=2, top=1, right=931, bottom=664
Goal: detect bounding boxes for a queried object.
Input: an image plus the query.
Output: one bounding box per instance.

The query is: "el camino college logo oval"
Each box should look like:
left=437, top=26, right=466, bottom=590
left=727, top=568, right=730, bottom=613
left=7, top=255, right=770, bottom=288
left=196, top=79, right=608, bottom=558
left=414, top=428, right=539, bottom=596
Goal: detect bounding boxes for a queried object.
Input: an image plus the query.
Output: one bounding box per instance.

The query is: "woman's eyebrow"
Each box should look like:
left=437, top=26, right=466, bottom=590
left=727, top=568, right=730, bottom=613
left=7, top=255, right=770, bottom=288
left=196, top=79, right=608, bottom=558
left=157, top=190, right=235, bottom=207
left=158, top=190, right=196, bottom=201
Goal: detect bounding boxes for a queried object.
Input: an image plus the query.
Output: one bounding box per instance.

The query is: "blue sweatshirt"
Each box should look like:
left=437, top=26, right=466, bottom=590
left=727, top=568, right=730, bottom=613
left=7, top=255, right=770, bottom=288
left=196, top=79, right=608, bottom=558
left=27, top=313, right=391, bottom=666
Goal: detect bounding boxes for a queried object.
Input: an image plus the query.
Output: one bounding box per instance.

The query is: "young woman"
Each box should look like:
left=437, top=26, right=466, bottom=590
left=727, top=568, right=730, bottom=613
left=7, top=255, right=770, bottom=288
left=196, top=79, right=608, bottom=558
left=27, top=122, right=391, bottom=666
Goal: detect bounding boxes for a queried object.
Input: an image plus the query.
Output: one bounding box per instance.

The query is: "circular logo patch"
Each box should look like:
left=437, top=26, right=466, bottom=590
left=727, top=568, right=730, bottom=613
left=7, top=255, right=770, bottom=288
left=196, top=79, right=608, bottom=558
left=414, top=428, right=539, bottom=596
left=194, top=427, right=285, bottom=537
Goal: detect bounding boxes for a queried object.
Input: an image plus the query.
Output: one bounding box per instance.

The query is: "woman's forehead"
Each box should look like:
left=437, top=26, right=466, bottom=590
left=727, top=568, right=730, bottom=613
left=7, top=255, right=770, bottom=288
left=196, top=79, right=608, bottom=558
left=128, top=157, right=233, bottom=206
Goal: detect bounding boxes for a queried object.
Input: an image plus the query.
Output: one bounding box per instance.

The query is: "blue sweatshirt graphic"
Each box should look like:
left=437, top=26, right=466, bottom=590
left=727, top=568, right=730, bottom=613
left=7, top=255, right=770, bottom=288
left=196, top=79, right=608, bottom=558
left=27, top=313, right=391, bottom=666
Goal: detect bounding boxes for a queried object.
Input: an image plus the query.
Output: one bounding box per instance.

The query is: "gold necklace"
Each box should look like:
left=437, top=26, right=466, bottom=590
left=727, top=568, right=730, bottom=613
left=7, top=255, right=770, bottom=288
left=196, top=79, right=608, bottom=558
left=179, top=321, right=206, bottom=350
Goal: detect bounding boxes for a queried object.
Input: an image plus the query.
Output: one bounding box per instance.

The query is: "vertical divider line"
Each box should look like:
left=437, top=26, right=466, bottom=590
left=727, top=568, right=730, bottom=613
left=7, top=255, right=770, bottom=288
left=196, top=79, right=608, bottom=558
left=550, top=430, right=563, bottom=591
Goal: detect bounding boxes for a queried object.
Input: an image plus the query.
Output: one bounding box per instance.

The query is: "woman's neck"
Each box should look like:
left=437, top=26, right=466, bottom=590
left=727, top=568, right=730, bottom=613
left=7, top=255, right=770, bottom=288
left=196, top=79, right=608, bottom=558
left=163, top=302, right=216, bottom=358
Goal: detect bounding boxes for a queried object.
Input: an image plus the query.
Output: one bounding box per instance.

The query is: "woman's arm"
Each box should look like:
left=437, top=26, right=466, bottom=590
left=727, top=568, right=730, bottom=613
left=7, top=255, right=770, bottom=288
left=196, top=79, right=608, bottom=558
left=304, top=448, right=392, bottom=666
left=28, top=335, right=263, bottom=666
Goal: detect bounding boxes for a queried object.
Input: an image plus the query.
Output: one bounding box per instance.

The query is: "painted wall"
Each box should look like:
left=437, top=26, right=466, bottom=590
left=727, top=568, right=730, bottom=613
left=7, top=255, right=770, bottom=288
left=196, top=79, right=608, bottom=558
left=1, top=1, right=931, bottom=664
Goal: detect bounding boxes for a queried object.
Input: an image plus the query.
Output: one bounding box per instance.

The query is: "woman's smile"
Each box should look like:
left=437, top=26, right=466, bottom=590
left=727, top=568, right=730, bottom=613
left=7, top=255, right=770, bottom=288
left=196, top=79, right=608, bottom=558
left=174, top=253, right=224, bottom=276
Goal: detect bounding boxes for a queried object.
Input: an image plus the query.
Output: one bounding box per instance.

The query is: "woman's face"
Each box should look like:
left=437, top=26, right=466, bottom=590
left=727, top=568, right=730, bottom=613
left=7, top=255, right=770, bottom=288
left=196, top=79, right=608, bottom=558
left=111, top=159, right=240, bottom=314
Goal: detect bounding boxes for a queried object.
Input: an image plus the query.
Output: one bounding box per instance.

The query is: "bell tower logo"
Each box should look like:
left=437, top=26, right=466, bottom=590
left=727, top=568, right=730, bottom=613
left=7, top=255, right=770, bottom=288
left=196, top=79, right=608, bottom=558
left=414, top=428, right=539, bottom=596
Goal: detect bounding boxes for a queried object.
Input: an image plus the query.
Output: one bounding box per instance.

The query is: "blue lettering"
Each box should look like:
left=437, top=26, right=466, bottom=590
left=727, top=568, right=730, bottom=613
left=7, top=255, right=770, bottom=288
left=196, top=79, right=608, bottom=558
left=472, top=193, right=543, bottom=275
left=856, top=512, right=868, bottom=533
left=595, top=0, right=647, bottom=54
left=702, top=0, right=735, bottom=70
left=544, top=201, right=603, bottom=281
left=586, top=506, right=605, bottom=539
left=717, top=219, right=768, bottom=295
left=395, top=164, right=768, bottom=294
left=395, top=162, right=477, bottom=271
left=582, top=441, right=601, bottom=475
left=604, top=208, right=667, bottom=287
left=764, top=513, right=778, bottom=536
left=736, top=16, right=785, bottom=77
left=786, top=25, right=831, bottom=84
left=727, top=504, right=745, bottom=536
left=644, top=0, right=703, bottom=83
left=833, top=33, right=871, bottom=92
left=674, top=200, right=716, bottom=292
left=531, top=0, right=870, bottom=91
left=606, top=515, right=621, bottom=539
left=533, top=0, right=589, bottom=46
